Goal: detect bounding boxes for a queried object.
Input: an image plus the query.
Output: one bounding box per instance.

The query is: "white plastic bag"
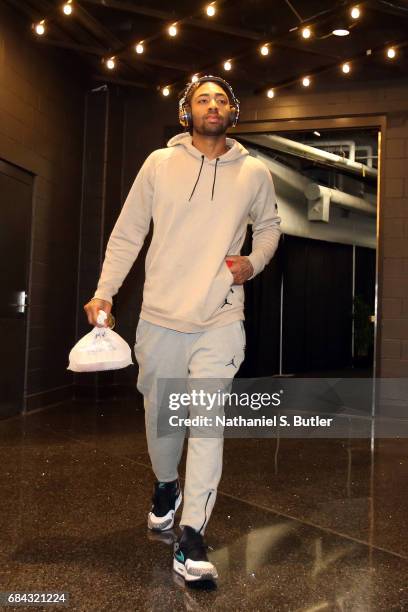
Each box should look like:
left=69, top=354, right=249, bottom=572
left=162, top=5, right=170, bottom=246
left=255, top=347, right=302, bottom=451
left=68, top=310, right=133, bottom=372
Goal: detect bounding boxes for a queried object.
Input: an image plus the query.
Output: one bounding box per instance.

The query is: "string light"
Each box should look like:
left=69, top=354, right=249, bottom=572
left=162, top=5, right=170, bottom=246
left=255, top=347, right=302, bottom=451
left=30, top=0, right=403, bottom=103
left=168, top=24, right=178, bottom=37
left=34, top=21, right=46, bottom=36
left=62, top=1, right=73, bottom=15
left=351, top=6, right=360, bottom=19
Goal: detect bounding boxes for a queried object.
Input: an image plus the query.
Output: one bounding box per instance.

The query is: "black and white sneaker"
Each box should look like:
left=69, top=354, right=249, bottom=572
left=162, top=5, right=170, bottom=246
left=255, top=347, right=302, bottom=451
left=173, top=526, right=218, bottom=582
left=147, top=479, right=182, bottom=531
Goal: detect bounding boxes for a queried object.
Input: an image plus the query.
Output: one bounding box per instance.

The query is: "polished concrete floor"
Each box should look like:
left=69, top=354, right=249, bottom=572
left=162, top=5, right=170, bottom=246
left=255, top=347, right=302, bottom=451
left=1, top=398, right=408, bottom=611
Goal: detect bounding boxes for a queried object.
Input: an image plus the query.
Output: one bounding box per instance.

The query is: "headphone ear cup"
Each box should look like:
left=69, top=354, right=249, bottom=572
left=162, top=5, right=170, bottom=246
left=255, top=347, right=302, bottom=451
left=184, top=104, right=192, bottom=128
left=229, top=106, right=237, bottom=127
left=179, top=103, right=191, bottom=128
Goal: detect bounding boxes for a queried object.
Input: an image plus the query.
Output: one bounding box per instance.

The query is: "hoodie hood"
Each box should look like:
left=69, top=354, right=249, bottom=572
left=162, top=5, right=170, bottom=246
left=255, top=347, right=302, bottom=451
left=167, top=132, right=249, bottom=201
left=167, top=132, right=249, bottom=164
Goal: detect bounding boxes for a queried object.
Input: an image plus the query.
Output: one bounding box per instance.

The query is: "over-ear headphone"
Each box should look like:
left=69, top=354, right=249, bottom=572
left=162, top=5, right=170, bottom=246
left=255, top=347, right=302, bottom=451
left=178, top=75, right=240, bottom=130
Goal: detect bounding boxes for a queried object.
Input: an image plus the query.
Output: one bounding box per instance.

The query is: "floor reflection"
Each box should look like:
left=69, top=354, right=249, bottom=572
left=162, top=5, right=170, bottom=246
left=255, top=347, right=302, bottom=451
left=0, top=399, right=407, bottom=610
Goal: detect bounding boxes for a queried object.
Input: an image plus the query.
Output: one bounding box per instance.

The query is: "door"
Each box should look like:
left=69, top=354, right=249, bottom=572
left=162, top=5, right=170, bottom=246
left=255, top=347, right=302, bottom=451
left=282, top=235, right=353, bottom=374
left=0, top=160, right=33, bottom=419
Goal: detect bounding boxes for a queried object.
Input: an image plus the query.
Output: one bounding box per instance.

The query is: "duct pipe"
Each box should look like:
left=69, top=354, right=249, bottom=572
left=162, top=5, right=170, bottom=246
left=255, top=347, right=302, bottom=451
left=304, top=140, right=356, bottom=161
left=305, top=183, right=377, bottom=217
left=239, top=134, right=377, bottom=179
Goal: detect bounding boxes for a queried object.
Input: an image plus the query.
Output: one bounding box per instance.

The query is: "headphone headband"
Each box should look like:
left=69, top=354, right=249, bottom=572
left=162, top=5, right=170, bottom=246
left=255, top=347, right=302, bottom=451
left=178, top=75, right=240, bottom=129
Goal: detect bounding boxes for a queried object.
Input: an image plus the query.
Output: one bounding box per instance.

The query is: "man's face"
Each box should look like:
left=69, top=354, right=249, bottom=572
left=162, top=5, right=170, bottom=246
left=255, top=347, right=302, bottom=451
left=190, top=81, right=231, bottom=136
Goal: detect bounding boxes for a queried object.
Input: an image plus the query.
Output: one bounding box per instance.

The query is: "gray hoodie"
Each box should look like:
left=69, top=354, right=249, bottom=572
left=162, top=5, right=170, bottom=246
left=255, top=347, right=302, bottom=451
left=94, top=132, right=281, bottom=332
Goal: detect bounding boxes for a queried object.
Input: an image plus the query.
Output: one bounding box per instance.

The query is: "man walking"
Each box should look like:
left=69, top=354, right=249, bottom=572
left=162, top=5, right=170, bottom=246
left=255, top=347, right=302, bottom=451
left=84, top=75, right=281, bottom=583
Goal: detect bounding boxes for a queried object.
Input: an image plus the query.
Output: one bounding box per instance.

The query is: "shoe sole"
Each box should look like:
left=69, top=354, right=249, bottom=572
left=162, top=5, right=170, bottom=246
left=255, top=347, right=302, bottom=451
left=147, top=491, right=182, bottom=531
left=173, top=558, right=218, bottom=582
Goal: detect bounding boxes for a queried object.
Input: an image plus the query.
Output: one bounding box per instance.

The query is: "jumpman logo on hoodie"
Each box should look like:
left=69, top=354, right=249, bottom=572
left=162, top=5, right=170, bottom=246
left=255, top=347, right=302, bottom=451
left=225, top=355, right=237, bottom=368
left=221, top=296, right=232, bottom=308
left=220, top=287, right=234, bottom=309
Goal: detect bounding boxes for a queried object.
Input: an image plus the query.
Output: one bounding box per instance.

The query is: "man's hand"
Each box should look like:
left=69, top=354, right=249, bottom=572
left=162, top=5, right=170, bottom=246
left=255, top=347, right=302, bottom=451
left=225, top=256, right=254, bottom=285
left=83, top=298, right=112, bottom=327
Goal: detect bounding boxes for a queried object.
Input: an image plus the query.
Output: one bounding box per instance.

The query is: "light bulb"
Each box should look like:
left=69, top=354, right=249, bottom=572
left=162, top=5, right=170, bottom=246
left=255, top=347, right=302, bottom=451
left=302, top=27, right=311, bottom=39
left=106, top=57, right=115, bottom=70
left=260, top=45, right=269, bottom=56
left=62, top=2, right=72, bottom=15
left=351, top=6, right=360, bottom=19
left=387, top=47, right=396, bottom=59
left=223, top=60, right=232, bottom=71
left=135, top=43, right=144, bottom=54
left=267, top=88, right=274, bottom=98
left=206, top=4, right=216, bottom=17
left=191, top=74, right=199, bottom=83
left=333, top=29, right=349, bottom=36
left=35, top=22, right=45, bottom=35
left=162, top=86, right=170, bottom=96
left=168, top=24, right=178, bottom=37
left=302, top=76, right=310, bottom=87
left=342, top=62, right=351, bottom=73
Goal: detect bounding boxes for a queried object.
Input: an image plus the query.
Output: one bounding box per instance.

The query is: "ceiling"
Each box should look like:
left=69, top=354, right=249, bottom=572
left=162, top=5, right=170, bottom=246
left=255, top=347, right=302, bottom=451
left=7, top=0, right=408, bottom=97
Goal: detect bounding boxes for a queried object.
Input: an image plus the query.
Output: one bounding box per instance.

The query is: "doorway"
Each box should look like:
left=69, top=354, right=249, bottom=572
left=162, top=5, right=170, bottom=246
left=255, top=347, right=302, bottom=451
left=0, top=160, right=33, bottom=418
left=234, top=120, right=381, bottom=379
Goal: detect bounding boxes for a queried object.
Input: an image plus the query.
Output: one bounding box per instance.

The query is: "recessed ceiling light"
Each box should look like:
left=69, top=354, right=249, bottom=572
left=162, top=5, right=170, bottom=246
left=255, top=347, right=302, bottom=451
left=333, top=28, right=349, bottom=36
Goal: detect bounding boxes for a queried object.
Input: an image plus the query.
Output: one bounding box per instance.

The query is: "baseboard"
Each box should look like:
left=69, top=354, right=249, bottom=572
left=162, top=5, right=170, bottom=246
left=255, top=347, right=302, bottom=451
left=25, top=385, right=74, bottom=413
left=73, top=383, right=138, bottom=402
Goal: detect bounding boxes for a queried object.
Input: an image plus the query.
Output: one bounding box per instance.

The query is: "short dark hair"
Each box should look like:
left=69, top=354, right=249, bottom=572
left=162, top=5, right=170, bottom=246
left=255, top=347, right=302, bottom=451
left=185, top=80, right=232, bottom=107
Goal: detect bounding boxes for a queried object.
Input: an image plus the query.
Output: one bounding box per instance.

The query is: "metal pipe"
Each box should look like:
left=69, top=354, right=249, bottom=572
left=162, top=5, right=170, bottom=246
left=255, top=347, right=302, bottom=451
left=305, top=183, right=377, bottom=217
left=239, top=134, right=378, bottom=179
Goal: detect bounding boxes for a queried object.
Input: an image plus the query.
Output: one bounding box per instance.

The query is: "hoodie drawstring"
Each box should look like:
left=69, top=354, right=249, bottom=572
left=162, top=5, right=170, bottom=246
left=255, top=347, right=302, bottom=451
left=211, top=158, right=219, bottom=201
left=188, top=155, right=205, bottom=201
left=189, top=155, right=221, bottom=202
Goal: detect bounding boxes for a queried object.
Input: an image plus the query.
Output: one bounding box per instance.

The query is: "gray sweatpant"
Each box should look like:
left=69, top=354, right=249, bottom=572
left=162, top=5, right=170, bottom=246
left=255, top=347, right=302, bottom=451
left=134, top=318, right=246, bottom=534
